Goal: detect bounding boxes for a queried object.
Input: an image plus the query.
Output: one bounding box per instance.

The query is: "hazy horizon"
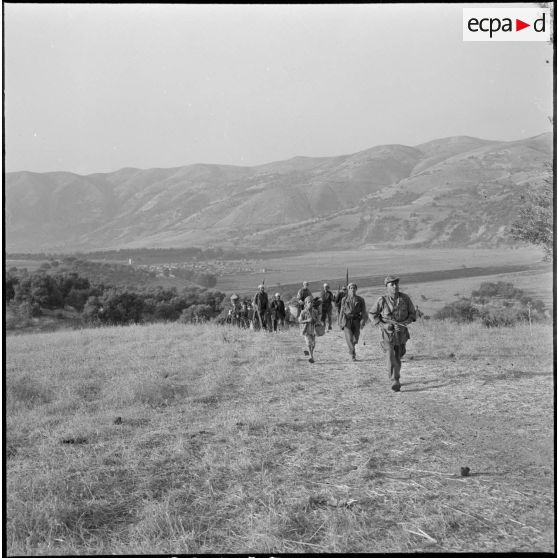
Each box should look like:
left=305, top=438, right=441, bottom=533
left=5, top=3, right=553, bottom=175
left=4, top=129, right=551, bottom=177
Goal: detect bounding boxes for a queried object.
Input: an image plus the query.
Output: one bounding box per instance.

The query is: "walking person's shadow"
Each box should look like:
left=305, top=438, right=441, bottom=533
left=401, top=379, right=451, bottom=392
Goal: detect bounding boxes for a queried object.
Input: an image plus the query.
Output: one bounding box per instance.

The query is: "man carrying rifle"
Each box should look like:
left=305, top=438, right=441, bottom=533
left=334, top=285, right=347, bottom=327
left=253, top=284, right=270, bottom=330
left=369, top=275, right=416, bottom=392
left=339, top=283, right=368, bottom=361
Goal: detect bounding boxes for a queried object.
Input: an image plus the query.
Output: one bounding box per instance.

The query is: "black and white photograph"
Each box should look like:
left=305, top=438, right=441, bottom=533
left=4, top=3, right=554, bottom=554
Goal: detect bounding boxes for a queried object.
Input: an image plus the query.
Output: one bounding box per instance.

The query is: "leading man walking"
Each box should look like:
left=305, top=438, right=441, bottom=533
left=369, top=275, right=416, bottom=392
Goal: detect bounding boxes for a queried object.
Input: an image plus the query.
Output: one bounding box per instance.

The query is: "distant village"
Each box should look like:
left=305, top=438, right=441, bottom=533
left=136, top=259, right=263, bottom=279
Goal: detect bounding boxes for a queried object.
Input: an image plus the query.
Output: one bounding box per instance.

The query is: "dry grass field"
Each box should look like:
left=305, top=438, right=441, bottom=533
left=5, top=317, right=554, bottom=554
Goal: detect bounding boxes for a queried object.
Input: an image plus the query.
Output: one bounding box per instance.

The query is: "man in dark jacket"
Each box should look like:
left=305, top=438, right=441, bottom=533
left=320, top=283, right=335, bottom=331
left=338, top=283, right=368, bottom=361
left=253, top=284, right=270, bottom=330
left=270, top=292, right=286, bottom=332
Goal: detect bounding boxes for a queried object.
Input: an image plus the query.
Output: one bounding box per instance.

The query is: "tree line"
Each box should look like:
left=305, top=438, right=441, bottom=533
left=5, top=268, right=226, bottom=328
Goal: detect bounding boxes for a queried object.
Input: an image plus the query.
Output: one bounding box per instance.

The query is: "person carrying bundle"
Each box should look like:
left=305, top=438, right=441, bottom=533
left=298, top=295, right=323, bottom=363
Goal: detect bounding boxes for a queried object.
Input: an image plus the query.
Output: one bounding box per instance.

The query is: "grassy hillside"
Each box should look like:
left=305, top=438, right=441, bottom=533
left=6, top=320, right=554, bottom=554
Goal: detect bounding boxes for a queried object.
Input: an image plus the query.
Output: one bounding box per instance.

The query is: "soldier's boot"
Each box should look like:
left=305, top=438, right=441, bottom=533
left=390, top=366, right=401, bottom=391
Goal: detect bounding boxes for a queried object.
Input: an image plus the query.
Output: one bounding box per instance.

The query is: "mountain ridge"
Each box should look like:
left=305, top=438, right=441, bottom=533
left=5, top=132, right=552, bottom=253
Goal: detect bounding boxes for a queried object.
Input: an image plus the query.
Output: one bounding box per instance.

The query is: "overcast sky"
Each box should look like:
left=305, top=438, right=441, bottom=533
left=4, top=3, right=553, bottom=175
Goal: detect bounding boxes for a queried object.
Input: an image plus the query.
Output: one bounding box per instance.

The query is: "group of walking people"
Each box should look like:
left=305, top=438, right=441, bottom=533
left=296, top=275, right=417, bottom=392
left=228, top=274, right=417, bottom=392
left=226, top=285, right=287, bottom=332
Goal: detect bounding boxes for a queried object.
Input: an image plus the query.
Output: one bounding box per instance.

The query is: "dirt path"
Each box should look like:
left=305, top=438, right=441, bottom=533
left=265, top=323, right=554, bottom=551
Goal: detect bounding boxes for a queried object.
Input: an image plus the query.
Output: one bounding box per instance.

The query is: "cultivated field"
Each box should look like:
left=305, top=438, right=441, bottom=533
left=6, top=318, right=554, bottom=554
left=357, top=266, right=553, bottom=318
left=216, top=246, right=548, bottom=291
left=216, top=246, right=552, bottom=316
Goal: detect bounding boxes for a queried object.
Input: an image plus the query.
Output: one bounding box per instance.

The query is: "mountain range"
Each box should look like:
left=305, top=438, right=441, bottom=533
left=5, top=132, right=552, bottom=253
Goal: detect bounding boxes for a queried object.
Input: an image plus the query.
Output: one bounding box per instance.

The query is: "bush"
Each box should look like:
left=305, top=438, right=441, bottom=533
left=179, top=304, right=213, bottom=323
left=5, top=276, right=18, bottom=302
left=434, top=281, right=547, bottom=327
left=471, top=281, right=523, bottom=302
left=65, top=288, right=92, bottom=312
left=478, top=305, right=530, bottom=327
left=152, top=302, right=181, bottom=322
left=100, top=291, right=145, bottom=325
left=434, top=299, right=478, bottom=323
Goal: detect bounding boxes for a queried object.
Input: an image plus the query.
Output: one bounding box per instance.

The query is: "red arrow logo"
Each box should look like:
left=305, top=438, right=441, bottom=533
left=516, top=18, right=530, bottom=31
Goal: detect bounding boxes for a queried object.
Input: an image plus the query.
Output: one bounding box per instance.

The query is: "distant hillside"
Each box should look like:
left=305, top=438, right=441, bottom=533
left=5, top=132, right=552, bottom=253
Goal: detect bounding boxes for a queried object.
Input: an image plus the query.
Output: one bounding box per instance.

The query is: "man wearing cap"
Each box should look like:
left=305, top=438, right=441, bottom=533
left=339, top=283, right=368, bottom=361
left=297, top=281, right=313, bottom=308
left=253, top=284, right=270, bottom=330
left=320, top=283, right=335, bottom=331
left=270, top=292, right=286, bottom=332
left=369, top=275, right=416, bottom=392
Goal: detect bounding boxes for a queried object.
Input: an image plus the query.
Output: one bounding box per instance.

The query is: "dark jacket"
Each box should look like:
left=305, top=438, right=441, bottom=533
left=339, top=294, right=367, bottom=328
left=253, top=291, right=269, bottom=313
left=270, top=299, right=286, bottom=319
left=320, top=289, right=334, bottom=310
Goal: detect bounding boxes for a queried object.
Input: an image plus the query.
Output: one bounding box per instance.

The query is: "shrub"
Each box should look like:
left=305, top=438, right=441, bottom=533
left=434, top=299, right=478, bottom=322
left=179, top=304, right=213, bottom=323
left=100, top=290, right=145, bottom=325
left=82, top=296, right=104, bottom=324
left=65, top=288, right=92, bottom=312
left=478, top=305, right=530, bottom=327
left=5, top=275, right=18, bottom=302
left=434, top=281, right=547, bottom=327
left=471, top=281, right=523, bottom=301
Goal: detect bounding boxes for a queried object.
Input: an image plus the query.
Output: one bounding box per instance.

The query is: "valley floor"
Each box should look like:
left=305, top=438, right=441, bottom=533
left=5, top=319, right=554, bottom=554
